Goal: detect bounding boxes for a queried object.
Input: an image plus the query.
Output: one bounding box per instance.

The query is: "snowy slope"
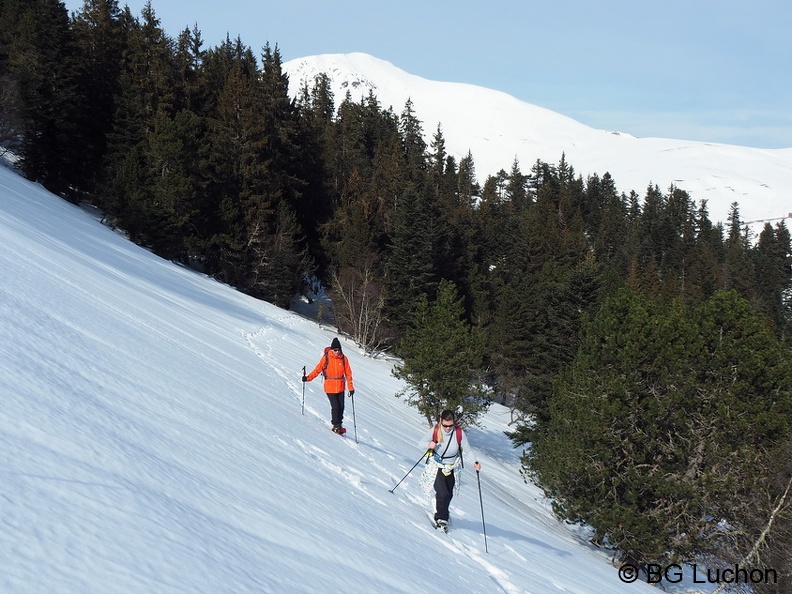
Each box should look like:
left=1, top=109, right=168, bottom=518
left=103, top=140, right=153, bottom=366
left=284, top=53, right=792, bottom=228
left=0, top=165, right=677, bottom=593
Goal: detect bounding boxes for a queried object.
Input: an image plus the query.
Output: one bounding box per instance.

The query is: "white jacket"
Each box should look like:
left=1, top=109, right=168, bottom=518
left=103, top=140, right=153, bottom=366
left=417, top=423, right=477, bottom=497
left=419, top=424, right=477, bottom=468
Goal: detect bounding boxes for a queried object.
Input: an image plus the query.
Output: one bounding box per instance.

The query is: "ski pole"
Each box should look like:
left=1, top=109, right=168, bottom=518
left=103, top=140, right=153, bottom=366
left=476, top=467, right=488, bottom=553
left=301, top=366, right=306, bottom=415
left=389, top=451, right=431, bottom=493
left=350, top=391, right=358, bottom=443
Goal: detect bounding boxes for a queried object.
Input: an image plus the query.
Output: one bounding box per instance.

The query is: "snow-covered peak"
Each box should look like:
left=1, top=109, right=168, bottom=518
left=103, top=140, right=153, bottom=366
left=284, top=53, right=792, bottom=228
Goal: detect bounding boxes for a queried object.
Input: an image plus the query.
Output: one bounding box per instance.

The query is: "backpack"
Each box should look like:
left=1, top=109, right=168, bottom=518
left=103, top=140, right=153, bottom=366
left=433, top=423, right=463, bottom=447
left=321, top=346, right=345, bottom=378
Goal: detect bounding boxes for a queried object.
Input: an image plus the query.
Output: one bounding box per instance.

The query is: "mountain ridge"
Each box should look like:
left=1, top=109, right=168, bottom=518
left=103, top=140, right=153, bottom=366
left=284, top=53, right=792, bottom=228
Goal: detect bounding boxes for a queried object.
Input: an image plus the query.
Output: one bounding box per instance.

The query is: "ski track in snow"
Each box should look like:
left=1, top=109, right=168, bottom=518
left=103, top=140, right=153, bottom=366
left=409, top=510, right=523, bottom=594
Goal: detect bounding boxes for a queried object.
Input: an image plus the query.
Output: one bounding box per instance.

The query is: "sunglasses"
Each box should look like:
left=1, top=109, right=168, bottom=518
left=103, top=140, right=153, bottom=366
left=442, top=423, right=454, bottom=428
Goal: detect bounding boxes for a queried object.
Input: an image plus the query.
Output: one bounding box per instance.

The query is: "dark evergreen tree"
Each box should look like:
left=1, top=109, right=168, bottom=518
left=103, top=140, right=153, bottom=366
left=723, top=201, right=756, bottom=296
left=247, top=201, right=312, bottom=308
left=245, top=43, right=313, bottom=304
left=427, top=124, right=467, bottom=293
left=457, top=150, right=478, bottom=208
left=293, top=72, right=335, bottom=273
left=144, top=108, right=204, bottom=260
left=393, top=279, right=489, bottom=426
left=529, top=288, right=792, bottom=567
left=0, top=0, right=24, bottom=154
left=591, top=173, right=629, bottom=275
left=366, top=122, right=405, bottom=241
left=102, top=3, right=180, bottom=250
left=683, top=199, right=723, bottom=303
left=328, top=91, right=371, bottom=192
left=398, top=98, right=426, bottom=181
left=204, top=39, right=268, bottom=289
left=384, top=181, right=440, bottom=332
left=10, top=0, right=81, bottom=197
left=69, top=0, right=124, bottom=196
left=753, top=221, right=792, bottom=337
left=506, top=157, right=528, bottom=210
left=173, top=24, right=205, bottom=112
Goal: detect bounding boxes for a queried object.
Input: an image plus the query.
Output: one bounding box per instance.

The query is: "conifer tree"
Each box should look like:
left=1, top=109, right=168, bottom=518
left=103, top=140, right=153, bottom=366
left=192, top=38, right=259, bottom=285
left=102, top=3, right=181, bottom=251
left=679, top=199, right=722, bottom=303
left=293, top=72, right=335, bottom=272
left=384, top=181, right=439, bottom=331
left=529, top=288, right=792, bottom=567
left=173, top=25, right=205, bottom=112
left=591, top=173, right=629, bottom=274
left=723, top=201, right=755, bottom=296
left=457, top=150, right=478, bottom=208
left=329, top=91, right=371, bottom=189
left=393, top=279, right=489, bottom=426
left=0, top=0, right=24, bottom=154
left=245, top=43, right=313, bottom=304
left=144, top=108, right=204, bottom=260
left=366, top=121, right=404, bottom=239
left=70, top=0, right=124, bottom=195
left=506, top=157, right=528, bottom=210
left=753, top=222, right=792, bottom=337
left=398, top=98, right=426, bottom=181
left=247, top=201, right=312, bottom=308
left=10, top=0, right=81, bottom=197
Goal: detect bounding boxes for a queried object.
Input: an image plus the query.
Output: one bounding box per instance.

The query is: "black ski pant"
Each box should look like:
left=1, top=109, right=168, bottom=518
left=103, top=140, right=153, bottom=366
left=326, top=391, right=345, bottom=427
left=433, top=469, right=456, bottom=522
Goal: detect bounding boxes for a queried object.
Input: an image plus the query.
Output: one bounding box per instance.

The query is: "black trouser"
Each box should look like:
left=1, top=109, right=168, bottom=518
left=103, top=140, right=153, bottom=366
left=433, top=469, right=456, bottom=521
left=326, top=392, right=345, bottom=426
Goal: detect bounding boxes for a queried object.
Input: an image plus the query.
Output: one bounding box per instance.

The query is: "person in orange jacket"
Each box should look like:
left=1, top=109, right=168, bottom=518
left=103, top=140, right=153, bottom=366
left=303, top=337, right=355, bottom=434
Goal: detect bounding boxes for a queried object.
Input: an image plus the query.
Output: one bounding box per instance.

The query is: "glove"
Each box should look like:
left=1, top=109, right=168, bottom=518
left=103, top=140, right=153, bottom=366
left=349, top=390, right=355, bottom=397
left=302, top=375, right=307, bottom=382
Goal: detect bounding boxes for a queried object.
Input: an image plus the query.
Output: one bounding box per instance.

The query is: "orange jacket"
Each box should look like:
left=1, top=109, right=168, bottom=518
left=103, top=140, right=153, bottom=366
left=306, top=348, right=354, bottom=394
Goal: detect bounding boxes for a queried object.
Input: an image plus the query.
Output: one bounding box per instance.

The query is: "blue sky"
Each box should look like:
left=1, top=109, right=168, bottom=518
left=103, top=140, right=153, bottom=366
left=64, top=0, right=791, bottom=149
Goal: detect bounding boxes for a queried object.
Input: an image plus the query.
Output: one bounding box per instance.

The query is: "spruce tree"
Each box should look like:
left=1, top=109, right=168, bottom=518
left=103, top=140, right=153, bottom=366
left=393, top=280, right=489, bottom=426
left=11, top=0, right=81, bottom=196
left=398, top=98, right=426, bottom=181
left=70, top=0, right=124, bottom=195
left=384, top=181, right=439, bottom=331
left=293, top=72, right=335, bottom=273
left=101, top=3, right=178, bottom=243
left=0, top=0, right=24, bottom=154
left=723, top=201, right=756, bottom=296
left=753, top=222, right=792, bottom=336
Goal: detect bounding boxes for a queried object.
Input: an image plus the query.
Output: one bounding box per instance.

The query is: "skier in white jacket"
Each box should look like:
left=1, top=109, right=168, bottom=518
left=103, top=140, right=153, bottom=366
left=419, top=409, right=481, bottom=530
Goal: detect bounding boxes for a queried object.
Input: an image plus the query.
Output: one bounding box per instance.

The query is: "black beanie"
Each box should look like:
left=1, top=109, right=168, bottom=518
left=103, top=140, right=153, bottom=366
left=331, top=337, right=342, bottom=351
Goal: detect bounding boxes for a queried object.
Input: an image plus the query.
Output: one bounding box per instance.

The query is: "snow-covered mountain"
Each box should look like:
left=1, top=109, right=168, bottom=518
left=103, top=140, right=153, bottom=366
left=1, top=158, right=682, bottom=592
left=284, top=53, right=792, bottom=229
